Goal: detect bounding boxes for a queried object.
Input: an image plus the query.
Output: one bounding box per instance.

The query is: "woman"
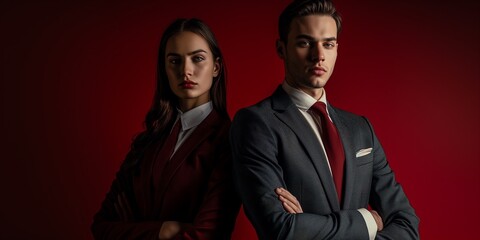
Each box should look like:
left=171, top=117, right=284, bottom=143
left=92, top=18, right=240, bottom=239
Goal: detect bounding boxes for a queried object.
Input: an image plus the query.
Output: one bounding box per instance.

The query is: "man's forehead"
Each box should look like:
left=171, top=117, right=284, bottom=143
left=288, top=15, right=338, bottom=39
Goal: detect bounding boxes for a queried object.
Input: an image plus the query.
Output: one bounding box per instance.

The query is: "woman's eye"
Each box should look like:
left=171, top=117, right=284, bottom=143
left=192, top=56, right=205, bottom=62
left=168, top=58, right=180, bottom=64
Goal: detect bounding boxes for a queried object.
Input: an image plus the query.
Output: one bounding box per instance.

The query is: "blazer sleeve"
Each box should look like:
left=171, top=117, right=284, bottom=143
left=91, top=169, right=164, bottom=240
left=92, top=162, right=239, bottom=240
left=363, top=117, right=420, bottom=240
left=173, top=127, right=241, bottom=240
left=92, top=123, right=240, bottom=240
left=230, top=108, right=371, bottom=240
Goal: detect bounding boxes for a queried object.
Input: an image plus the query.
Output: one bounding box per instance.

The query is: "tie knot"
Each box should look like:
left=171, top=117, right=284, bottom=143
left=309, top=101, right=328, bottom=116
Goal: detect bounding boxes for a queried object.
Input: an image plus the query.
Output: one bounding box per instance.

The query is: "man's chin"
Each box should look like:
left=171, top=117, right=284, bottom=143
left=309, top=78, right=328, bottom=89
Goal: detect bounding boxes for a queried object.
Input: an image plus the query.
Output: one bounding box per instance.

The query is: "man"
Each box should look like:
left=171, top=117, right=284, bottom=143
left=230, top=0, right=419, bottom=239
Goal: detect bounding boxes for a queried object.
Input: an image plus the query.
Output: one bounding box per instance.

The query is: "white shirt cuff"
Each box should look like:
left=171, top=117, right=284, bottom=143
left=357, top=208, right=377, bottom=240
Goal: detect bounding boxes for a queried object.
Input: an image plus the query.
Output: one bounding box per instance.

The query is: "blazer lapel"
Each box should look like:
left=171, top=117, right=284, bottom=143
left=328, top=105, right=356, bottom=210
left=154, top=110, right=221, bottom=213
left=271, top=86, right=340, bottom=211
left=132, top=138, right=165, bottom=218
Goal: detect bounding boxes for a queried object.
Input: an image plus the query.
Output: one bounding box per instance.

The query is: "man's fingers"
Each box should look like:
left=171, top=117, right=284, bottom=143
left=282, top=202, right=294, bottom=213
left=278, top=188, right=301, bottom=209
left=276, top=188, right=297, bottom=203
left=276, top=188, right=303, bottom=213
left=370, top=210, right=384, bottom=231
left=280, top=195, right=300, bottom=213
left=277, top=188, right=295, bottom=199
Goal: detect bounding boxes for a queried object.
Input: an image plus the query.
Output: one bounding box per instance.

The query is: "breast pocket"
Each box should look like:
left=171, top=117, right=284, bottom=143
left=355, top=154, right=373, bottom=166
left=354, top=154, right=373, bottom=206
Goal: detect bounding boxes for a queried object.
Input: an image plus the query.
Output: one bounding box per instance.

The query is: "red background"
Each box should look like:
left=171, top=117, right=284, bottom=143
left=1, top=0, right=479, bottom=239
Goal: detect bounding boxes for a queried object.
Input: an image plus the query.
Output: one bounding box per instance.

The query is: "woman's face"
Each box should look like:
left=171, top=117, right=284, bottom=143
left=165, top=31, right=219, bottom=111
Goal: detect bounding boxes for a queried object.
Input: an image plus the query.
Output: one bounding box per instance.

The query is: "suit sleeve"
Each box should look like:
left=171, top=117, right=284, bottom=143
left=363, top=117, right=420, bottom=240
left=91, top=169, right=164, bottom=240
left=230, top=108, right=371, bottom=240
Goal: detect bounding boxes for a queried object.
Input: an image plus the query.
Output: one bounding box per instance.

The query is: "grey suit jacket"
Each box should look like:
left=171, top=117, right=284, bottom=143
left=230, top=86, right=419, bottom=239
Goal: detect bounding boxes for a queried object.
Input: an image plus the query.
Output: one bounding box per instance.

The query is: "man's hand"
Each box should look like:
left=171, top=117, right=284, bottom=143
left=275, top=187, right=303, bottom=214
left=370, top=210, right=384, bottom=231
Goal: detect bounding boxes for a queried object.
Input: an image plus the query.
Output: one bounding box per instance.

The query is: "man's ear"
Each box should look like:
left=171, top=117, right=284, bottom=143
left=213, top=57, right=220, bottom=77
left=276, top=39, right=286, bottom=59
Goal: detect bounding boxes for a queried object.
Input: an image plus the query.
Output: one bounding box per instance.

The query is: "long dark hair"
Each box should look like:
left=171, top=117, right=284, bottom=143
left=122, top=18, right=227, bottom=172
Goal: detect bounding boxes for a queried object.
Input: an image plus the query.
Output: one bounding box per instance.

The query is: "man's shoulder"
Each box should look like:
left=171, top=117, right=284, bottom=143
left=330, top=105, right=373, bottom=130
left=236, top=85, right=290, bottom=113
left=245, top=95, right=275, bottom=110
left=331, top=105, right=363, bottom=119
left=230, top=90, right=285, bottom=128
left=233, top=97, right=273, bottom=121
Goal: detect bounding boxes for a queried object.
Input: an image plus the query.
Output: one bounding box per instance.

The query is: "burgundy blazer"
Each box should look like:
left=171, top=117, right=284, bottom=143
left=92, top=110, right=240, bottom=239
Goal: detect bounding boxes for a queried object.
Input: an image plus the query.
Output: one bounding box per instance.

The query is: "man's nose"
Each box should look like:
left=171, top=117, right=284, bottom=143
left=310, top=43, right=325, bottom=62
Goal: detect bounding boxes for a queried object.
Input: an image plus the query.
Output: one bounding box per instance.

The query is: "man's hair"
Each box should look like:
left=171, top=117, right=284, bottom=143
left=278, top=0, right=342, bottom=42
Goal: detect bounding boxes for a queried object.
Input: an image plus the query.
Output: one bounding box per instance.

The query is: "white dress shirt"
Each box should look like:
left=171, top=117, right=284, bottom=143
left=170, top=101, right=213, bottom=156
left=282, top=81, right=378, bottom=240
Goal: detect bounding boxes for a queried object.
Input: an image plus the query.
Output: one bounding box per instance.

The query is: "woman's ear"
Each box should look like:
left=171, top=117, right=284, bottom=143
left=213, top=57, right=220, bottom=77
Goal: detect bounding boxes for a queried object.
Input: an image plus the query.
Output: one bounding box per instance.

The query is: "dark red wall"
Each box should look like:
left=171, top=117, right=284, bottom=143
left=1, top=0, right=479, bottom=239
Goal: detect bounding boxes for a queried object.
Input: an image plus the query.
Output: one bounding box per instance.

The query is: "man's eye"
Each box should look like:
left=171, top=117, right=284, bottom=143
left=297, top=41, right=310, bottom=48
left=324, top=42, right=336, bottom=49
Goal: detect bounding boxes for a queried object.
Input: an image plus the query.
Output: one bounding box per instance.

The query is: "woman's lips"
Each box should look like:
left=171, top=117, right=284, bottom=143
left=179, top=80, right=197, bottom=89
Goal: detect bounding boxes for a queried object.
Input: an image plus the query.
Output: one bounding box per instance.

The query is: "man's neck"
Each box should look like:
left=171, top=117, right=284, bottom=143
left=284, top=79, right=324, bottom=100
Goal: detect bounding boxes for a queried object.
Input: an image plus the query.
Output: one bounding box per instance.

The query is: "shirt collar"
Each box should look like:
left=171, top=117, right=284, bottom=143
left=176, top=101, right=213, bottom=131
left=282, top=81, right=328, bottom=110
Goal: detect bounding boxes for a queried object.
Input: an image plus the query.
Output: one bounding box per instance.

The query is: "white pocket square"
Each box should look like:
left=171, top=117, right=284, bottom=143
left=355, top=148, right=372, bottom=157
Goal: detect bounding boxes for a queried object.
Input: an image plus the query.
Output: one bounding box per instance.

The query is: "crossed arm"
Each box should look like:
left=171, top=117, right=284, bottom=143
left=230, top=108, right=419, bottom=239
left=275, top=188, right=384, bottom=231
left=230, top=109, right=374, bottom=239
left=112, top=191, right=185, bottom=239
left=92, top=175, right=175, bottom=239
left=92, top=143, right=240, bottom=240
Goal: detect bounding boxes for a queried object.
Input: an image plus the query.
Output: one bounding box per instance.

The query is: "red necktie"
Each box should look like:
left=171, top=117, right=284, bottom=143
left=309, top=102, right=345, bottom=202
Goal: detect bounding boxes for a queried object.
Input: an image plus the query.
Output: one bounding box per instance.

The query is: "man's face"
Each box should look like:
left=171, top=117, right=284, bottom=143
left=278, top=15, right=338, bottom=99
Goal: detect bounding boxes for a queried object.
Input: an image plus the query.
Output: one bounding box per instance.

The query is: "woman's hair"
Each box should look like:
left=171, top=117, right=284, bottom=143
left=122, top=18, right=227, bottom=172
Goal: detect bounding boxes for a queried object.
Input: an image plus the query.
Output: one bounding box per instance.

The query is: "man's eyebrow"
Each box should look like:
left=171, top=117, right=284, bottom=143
left=166, top=49, right=207, bottom=57
left=323, top=37, right=337, bottom=42
left=295, top=34, right=337, bottom=42
left=296, top=34, right=315, bottom=41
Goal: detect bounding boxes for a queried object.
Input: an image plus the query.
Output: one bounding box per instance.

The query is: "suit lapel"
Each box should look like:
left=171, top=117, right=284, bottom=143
left=328, top=105, right=356, bottom=210
left=271, top=86, right=340, bottom=211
